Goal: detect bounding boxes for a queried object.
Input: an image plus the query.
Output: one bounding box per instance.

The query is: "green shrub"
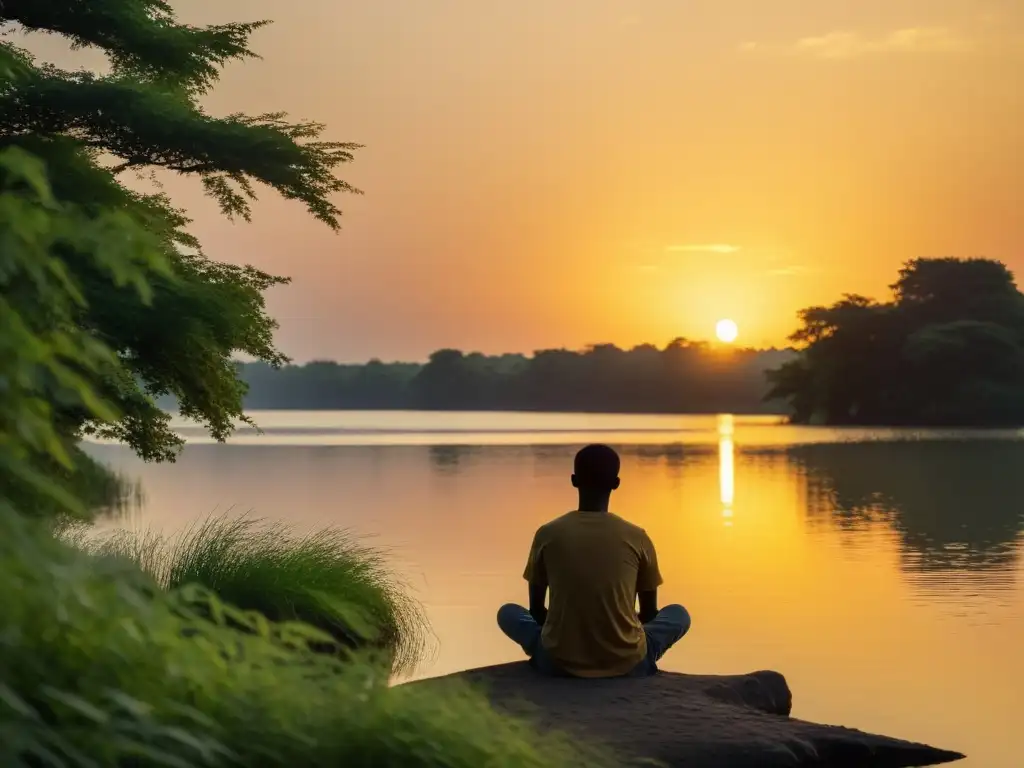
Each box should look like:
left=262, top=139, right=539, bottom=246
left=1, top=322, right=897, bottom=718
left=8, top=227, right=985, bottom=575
left=169, top=516, right=427, bottom=673
left=2, top=508, right=612, bottom=768
left=71, top=515, right=427, bottom=674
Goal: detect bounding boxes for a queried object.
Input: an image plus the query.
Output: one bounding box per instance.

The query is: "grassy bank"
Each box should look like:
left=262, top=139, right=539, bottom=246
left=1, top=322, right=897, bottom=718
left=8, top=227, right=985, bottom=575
left=67, top=515, right=427, bottom=674
left=3, top=509, right=612, bottom=767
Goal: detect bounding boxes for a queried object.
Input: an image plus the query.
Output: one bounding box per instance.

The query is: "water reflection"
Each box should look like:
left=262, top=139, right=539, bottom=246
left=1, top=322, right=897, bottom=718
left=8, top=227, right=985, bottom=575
left=96, top=471, right=148, bottom=527
left=787, top=441, right=1024, bottom=590
left=83, top=421, right=1024, bottom=766
left=428, top=444, right=474, bottom=472
left=718, top=415, right=735, bottom=525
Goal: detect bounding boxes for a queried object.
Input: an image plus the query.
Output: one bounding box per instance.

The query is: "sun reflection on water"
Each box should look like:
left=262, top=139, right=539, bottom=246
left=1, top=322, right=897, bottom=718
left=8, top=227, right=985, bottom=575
left=718, top=414, right=734, bottom=525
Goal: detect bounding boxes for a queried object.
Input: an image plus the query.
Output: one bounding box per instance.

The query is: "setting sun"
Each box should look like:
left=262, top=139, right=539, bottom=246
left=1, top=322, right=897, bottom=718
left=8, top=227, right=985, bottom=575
left=715, top=318, right=739, bottom=344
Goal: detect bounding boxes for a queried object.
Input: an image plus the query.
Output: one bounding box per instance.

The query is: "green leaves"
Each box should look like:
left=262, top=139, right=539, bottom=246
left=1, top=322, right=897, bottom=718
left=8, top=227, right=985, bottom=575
left=1, top=66, right=361, bottom=228
left=1, top=0, right=269, bottom=94
left=0, top=0, right=359, bottom=507
left=0, top=145, right=168, bottom=518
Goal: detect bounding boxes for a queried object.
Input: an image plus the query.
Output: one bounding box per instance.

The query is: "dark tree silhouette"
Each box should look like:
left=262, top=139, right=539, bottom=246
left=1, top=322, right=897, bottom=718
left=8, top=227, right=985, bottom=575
left=235, top=342, right=795, bottom=414
left=767, top=258, right=1024, bottom=426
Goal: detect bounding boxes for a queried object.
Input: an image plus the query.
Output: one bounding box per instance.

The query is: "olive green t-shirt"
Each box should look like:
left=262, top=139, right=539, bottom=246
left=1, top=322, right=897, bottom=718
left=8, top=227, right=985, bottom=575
left=523, top=511, right=663, bottom=678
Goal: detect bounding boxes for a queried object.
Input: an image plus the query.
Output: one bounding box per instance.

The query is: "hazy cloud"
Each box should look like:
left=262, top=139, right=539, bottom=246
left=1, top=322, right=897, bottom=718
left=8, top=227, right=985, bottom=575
left=766, top=265, right=809, bottom=277
left=665, top=244, right=741, bottom=254
left=740, top=27, right=975, bottom=59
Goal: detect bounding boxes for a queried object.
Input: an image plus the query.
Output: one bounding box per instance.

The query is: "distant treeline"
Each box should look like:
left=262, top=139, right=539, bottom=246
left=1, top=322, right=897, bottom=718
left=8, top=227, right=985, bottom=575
left=236, top=341, right=796, bottom=414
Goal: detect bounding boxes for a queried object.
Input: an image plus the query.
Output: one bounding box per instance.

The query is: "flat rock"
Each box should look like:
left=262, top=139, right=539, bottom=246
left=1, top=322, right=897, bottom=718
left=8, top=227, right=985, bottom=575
left=415, top=662, right=965, bottom=767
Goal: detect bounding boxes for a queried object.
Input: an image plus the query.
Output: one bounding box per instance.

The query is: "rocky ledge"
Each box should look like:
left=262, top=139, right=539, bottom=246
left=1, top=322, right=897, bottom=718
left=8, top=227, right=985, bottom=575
left=416, top=662, right=964, bottom=767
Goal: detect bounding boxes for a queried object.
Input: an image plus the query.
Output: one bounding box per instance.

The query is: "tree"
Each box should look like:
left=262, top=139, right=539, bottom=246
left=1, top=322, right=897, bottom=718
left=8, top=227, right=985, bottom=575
left=892, top=257, right=1024, bottom=328
left=768, top=258, right=1024, bottom=426
left=902, top=320, right=1024, bottom=424
left=767, top=295, right=902, bottom=424
left=412, top=350, right=478, bottom=409
left=0, top=1, right=359, bottom=512
left=0, top=143, right=164, bottom=519
left=229, top=341, right=791, bottom=415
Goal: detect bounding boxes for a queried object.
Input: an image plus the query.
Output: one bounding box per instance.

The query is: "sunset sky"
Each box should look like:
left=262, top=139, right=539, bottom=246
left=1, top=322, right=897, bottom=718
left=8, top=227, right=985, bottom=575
left=30, top=0, right=1024, bottom=361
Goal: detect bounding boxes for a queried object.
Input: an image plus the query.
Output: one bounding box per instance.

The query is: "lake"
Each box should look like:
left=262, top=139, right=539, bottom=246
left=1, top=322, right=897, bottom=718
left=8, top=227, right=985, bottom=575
left=85, top=411, right=1024, bottom=767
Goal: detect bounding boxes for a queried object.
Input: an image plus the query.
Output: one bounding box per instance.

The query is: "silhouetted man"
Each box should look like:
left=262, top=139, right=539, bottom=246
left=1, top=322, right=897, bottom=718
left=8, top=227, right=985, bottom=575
left=497, top=444, right=691, bottom=677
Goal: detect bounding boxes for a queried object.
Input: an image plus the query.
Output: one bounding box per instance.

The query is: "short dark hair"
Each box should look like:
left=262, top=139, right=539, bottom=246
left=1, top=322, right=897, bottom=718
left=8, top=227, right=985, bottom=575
left=573, top=444, right=620, bottom=490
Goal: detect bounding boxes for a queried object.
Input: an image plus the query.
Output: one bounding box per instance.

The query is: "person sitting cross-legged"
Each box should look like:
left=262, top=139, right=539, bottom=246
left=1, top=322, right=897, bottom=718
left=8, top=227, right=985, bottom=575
left=497, top=444, right=691, bottom=678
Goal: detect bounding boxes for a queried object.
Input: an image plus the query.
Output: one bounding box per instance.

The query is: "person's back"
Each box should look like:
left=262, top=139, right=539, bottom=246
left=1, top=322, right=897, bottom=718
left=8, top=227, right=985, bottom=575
left=497, top=444, right=692, bottom=678
left=527, top=510, right=659, bottom=677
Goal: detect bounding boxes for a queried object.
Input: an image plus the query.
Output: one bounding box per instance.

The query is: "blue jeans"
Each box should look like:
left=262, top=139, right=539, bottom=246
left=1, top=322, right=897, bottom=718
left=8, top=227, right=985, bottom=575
left=496, top=603, right=691, bottom=677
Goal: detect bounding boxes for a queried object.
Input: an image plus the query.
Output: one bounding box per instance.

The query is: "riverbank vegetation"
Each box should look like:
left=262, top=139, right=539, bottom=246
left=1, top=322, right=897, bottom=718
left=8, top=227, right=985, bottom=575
left=2, top=509, right=610, bottom=768
left=237, top=344, right=795, bottom=414
left=0, top=3, right=605, bottom=765
left=768, top=258, right=1024, bottom=426
left=67, top=516, right=427, bottom=674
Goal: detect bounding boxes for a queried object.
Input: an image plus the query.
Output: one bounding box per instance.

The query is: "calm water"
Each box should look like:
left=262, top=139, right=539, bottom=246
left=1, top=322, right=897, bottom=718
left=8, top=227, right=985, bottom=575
left=86, top=412, right=1024, bottom=767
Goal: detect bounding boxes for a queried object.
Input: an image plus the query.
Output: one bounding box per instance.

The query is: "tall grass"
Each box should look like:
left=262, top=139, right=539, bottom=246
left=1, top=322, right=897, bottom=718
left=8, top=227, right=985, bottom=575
left=2, top=508, right=613, bottom=767
left=69, top=515, right=427, bottom=674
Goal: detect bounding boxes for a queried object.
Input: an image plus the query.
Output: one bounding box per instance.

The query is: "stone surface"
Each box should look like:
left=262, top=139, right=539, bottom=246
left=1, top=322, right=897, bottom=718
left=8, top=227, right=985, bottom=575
left=415, top=662, right=965, bottom=767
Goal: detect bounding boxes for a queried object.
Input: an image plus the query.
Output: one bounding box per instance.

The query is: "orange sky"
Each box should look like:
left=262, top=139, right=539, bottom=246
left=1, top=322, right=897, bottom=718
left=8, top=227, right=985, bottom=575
left=27, top=0, right=1024, bottom=361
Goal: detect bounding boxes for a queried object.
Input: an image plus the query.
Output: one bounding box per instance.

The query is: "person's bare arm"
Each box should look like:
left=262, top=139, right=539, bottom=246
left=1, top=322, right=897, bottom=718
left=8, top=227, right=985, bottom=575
left=528, top=583, right=548, bottom=626
left=638, top=589, right=659, bottom=624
